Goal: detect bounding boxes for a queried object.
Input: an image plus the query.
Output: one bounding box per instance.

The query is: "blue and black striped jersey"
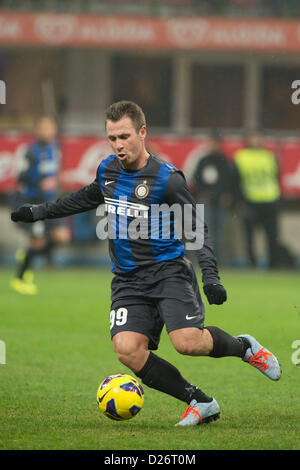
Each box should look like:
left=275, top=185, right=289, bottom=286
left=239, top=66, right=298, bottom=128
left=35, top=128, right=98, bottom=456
left=97, top=153, right=185, bottom=274
left=41, top=153, right=220, bottom=284
left=18, top=140, right=60, bottom=202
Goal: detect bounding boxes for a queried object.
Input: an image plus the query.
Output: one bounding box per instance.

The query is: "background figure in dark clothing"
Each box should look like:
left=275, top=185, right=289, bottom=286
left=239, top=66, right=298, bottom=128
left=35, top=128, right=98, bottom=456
left=11, top=116, right=71, bottom=294
left=190, top=130, right=234, bottom=265
left=233, top=129, right=281, bottom=269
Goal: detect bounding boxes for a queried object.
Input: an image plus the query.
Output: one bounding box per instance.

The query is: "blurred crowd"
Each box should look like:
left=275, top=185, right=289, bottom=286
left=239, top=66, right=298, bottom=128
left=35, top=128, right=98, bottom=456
left=0, top=0, right=299, bottom=17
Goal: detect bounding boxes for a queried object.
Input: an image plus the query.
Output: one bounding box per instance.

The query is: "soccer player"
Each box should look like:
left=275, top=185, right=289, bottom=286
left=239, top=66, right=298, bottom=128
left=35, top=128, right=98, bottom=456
left=11, top=101, right=281, bottom=426
left=10, top=116, right=71, bottom=295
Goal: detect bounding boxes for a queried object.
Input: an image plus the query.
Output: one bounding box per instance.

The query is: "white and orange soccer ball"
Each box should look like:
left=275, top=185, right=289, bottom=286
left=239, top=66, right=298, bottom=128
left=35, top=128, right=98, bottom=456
left=97, top=374, right=144, bottom=421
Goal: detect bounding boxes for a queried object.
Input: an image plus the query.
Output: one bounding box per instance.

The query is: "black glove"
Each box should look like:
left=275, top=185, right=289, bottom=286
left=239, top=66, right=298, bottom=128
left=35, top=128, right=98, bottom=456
left=203, top=283, right=227, bottom=305
left=11, top=204, right=45, bottom=223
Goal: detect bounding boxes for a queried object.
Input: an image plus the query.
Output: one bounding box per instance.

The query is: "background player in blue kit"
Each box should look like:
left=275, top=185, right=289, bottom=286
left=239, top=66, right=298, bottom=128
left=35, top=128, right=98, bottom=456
left=11, top=101, right=281, bottom=426
left=11, top=116, right=71, bottom=295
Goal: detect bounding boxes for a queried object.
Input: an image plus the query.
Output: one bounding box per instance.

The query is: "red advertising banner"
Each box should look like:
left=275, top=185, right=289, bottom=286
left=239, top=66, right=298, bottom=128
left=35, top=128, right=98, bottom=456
left=1, top=11, right=300, bottom=52
left=0, top=134, right=300, bottom=198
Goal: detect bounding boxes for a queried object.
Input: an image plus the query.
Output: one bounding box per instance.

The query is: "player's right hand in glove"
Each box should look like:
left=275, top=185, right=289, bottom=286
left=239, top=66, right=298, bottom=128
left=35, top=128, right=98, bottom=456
left=203, top=283, right=227, bottom=305
left=11, top=204, right=45, bottom=223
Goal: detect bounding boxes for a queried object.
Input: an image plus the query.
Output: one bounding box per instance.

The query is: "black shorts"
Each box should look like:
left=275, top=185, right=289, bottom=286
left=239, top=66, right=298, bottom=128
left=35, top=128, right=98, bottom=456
left=110, top=256, right=205, bottom=350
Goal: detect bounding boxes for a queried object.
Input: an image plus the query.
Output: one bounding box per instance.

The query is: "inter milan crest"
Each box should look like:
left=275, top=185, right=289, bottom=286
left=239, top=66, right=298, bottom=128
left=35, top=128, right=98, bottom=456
left=135, top=180, right=149, bottom=199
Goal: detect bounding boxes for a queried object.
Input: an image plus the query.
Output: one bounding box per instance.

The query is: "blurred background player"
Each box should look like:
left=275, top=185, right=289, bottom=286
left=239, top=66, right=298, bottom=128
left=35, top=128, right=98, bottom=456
left=10, top=116, right=71, bottom=294
left=233, top=129, right=281, bottom=269
left=189, top=130, right=234, bottom=265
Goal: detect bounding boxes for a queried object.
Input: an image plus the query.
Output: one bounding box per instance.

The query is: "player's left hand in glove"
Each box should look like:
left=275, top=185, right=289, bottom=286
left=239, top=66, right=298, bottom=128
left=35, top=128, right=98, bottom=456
left=11, top=204, right=45, bottom=223
left=204, top=283, right=227, bottom=305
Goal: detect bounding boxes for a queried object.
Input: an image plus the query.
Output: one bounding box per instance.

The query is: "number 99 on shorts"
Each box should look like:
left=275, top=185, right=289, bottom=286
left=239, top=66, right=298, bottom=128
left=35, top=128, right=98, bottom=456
left=110, top=307, right=128, bottom=329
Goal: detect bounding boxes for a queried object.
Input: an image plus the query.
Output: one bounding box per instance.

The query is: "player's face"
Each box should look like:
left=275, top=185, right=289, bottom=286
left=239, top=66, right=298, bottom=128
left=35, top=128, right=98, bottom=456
left=106, top=116, right=148, bottom=170
left=36, top=117, right=57, bottom=143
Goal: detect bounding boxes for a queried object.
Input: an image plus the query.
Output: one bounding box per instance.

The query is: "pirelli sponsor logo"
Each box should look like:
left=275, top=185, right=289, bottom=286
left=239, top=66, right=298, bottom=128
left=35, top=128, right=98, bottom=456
left=104, top=196, right=149, bottom=219
left=96, top=197, right=205, bottom=251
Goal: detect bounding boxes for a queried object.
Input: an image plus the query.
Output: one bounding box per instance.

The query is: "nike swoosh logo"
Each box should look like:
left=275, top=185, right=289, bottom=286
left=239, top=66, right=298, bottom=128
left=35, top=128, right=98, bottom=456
left=105, top=180, right=115, bottom=185
left=186, top=314, right=200, bottom=320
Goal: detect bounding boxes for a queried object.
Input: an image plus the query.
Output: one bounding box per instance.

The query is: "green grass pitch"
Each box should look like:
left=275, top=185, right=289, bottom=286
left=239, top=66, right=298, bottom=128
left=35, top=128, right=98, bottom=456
left=0, top=267, right=299, bottom=450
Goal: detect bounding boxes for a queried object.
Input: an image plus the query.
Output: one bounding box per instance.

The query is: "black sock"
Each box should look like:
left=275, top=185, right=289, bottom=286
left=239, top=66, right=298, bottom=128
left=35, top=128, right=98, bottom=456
left=17, top=239, right=54, bottom=279
left=17, top=249, right=35, bottom=279
left=136, top=352, right=212, bottom=404
left=39, top=237, right=54, bottom=266
left=42, top=237, right=54, bottom=265
left=206, top=326, right=249, bottom=358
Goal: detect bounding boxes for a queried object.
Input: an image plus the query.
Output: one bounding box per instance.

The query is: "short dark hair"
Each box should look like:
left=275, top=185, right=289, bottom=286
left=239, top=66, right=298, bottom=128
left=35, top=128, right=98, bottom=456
left=105, top=101, right=146, bottom=132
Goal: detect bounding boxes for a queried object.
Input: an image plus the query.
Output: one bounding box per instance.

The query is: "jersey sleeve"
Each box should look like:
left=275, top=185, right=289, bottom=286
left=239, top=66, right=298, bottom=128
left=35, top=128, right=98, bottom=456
left=40, top=176, right=104, bottom=219
left=164, top=169, right=220, bottom=286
